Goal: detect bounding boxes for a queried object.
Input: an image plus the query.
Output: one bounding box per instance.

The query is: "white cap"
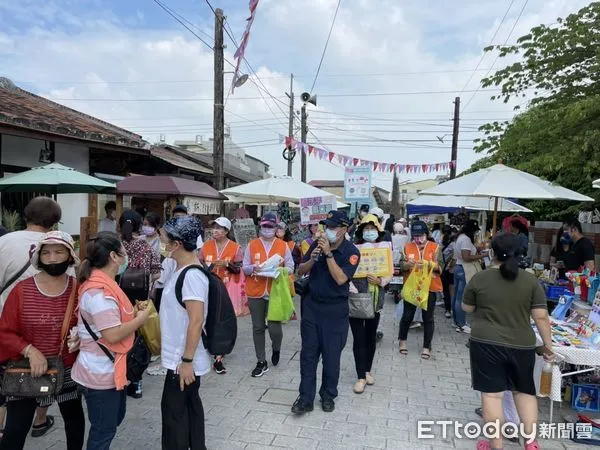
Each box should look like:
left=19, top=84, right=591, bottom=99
left=370, top=207, right=384, bottom=219
left=213, top=217, right=232, bottom=230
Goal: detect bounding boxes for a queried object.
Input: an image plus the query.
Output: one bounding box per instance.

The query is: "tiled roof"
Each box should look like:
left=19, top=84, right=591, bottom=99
left=0, top=77, right=146, bottom=149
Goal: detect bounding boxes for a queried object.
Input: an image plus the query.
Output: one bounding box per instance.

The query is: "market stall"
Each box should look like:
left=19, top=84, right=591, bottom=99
left=116, top=175, right=227, bottom=226
left=420, top=163, right=593, bottom=235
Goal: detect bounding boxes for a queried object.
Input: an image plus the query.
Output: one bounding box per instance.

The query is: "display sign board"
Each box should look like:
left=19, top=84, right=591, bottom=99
left=300, top=195, right=337, bottom=225
left=344, top=167, right=371, bottom=202
left=183, top=196, right=221, bottom=215
left=353, top=242, right=393, bottom=278
left=232, top=218, right=257, bottom=249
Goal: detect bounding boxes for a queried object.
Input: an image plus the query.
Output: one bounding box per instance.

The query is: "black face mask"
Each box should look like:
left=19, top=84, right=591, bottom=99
left=38, top=260, right=71, bottom=277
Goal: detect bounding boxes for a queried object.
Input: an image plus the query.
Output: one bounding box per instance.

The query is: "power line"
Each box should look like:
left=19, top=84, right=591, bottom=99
left=151, top=0, right=213, bottom=51
left=310, top=0, right=342, bottom=93
left=47, top=88, right=502, bottom=102
left=462, top=0, right=529, bottom=112
left=458, top=0, right=515, bottom=97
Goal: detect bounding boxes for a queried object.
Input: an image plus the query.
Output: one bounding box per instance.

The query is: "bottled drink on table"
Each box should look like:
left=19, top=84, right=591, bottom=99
left=540, top=361, right=553, bottom=396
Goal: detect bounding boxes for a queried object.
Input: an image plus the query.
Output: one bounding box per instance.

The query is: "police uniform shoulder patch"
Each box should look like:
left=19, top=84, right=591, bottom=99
left=349, top=254, right=359, bottom=266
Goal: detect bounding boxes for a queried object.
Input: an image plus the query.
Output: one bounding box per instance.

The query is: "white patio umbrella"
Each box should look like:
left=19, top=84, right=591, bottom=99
left=221, top=175, right=340, bottom=203
left=421, top=163, right=593, bottom=233
left=593, top=178, right=600, bottom=189
left=408, top=195, right=532, bottom=213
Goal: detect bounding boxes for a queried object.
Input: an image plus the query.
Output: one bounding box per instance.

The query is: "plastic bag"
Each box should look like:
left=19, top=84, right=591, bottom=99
left=226, top=272, right=249, bottom=318
left=267, top=268, right=295, bottom=322
left=401, top=260, right=434, bottom=310
left=138, top=300, right=161, bottom=356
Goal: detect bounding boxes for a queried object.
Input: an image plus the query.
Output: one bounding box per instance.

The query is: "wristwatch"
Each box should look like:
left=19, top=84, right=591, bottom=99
left=181, top=356, right=193, bottom=363
left=325, top=252, right=334, bottom=259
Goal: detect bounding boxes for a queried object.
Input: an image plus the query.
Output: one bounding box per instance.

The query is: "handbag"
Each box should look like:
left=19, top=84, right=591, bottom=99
left=349, top=292, right=375, bottom=319
left=462, top=261, right=483, bottom=283
left=294, top=276, right=309, bottom=297
left=1, top=280, right=76, bottom=398
left=119, top=267, right=149, bottom=296
left=81, top=316, right=151, bottom=382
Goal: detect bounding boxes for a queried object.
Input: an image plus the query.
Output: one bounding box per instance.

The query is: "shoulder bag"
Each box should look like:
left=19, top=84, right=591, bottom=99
left=349, top=292, right=376, bottom=319
left=1, top=279, right=76, bottom=398
left=0, top=261, right=32, bottom=296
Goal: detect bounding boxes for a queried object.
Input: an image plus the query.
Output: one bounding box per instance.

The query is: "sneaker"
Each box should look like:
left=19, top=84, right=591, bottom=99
left=353, top=379, right=367, bottom=394
left=291, top=397, right=314, bottom=415
left=127, top=381, right=143, bottom=399
left=444, top=311, right=452, bottom=319
left=214, top=359, right=227, bottom=374
left=321, top=398, right=335, bottom=412
left=376, top=331, right=384, bottom=342
left=409, top=322, right=422, bottom=329
left=251, top=361, right=269, bottom=377
left=456, top=325, right=471, bottom=334
left=271, top=350, right=280, bottom=367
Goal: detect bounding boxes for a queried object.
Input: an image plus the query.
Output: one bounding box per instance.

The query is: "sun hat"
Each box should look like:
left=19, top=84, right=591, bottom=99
left=30, top=230, right=79, bottom=270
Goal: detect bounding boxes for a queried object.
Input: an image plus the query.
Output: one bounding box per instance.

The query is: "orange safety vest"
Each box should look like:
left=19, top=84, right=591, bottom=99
left=286, top=241, right=295, bottom=252
left=404, top=241, right=443, bottom=292
left=202, top=239, right=241, bottom=283
left=245, top=238, right=288, bottom=298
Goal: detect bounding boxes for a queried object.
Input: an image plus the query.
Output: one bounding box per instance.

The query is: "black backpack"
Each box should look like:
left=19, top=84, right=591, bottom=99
left=175, top=265, right=237, bottom=356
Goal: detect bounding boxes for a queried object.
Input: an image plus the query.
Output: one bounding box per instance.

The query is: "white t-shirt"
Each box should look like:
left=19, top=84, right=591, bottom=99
left=0, top=230, right=44, bottom=313
left=160, top=265, right=210, bottom=376
left=71, top=289, right=122, bottom=390
left=98, top=218, right=117, bottom=233
left=454, top=233, right=476, bottom=265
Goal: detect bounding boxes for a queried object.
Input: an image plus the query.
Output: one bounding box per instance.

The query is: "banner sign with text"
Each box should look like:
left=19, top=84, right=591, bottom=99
left=300, top=195, right=337, bottom=225
left=344, top=167, right=371, bottom=202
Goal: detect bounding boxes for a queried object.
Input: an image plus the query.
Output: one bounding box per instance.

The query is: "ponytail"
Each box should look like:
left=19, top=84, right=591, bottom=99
left=499, top=256, right=519, bottom=281
left=77, top=232, right=123, bottom=283
left=120, top=220, right=133, bottom=242
left=492, top=232, right=521, bottom=281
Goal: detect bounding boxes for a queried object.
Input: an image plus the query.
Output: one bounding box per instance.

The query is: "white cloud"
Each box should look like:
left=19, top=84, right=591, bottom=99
left=0, top=0, right=591, bottom=190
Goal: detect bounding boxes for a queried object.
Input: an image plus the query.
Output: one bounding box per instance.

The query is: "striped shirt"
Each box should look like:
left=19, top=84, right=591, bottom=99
left=0, top=276, right=77, bottom=367
left=71, top=289, right=121, bottom=390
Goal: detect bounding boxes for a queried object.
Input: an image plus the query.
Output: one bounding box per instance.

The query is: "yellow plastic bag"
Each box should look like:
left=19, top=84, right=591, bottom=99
left=138, top=300, right=161, bottom=356
left=401, top=260, right=434, bottom=310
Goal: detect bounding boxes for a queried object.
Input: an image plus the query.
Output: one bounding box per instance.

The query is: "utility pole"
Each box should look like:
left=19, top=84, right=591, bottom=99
left=450, top=96, right=460, bottom=179
left=285, top=74, right=294, bottom=177
left=213, top=8, right=225, bottom=191
left=300, top=104, right=307, bottom=183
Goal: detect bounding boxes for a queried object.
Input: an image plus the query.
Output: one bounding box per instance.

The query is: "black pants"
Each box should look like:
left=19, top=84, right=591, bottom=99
left=0, top=397, right=85, bottom=450
left=161, top=369, right=206, bottom=450
left=349, top=313, right=380, bottom=379
left=441, top=270, right=453, bottom=313
left=398, top=292, right=436, bottom=350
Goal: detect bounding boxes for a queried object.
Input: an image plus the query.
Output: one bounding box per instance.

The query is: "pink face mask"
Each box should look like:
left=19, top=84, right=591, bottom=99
left=414, top=235, right=427, bottom=245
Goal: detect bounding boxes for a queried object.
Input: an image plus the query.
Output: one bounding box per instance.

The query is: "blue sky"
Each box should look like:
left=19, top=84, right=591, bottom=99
left=0, top=0, right=591, bottom=188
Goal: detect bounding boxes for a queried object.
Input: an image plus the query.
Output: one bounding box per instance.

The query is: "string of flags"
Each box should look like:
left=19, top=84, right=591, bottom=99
left=231, top=0, right=260, bottom=94
left=280, top=136, right=456, bottom=174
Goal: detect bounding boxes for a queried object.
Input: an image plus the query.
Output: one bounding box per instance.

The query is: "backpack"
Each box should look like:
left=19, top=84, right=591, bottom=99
left=175, top=264, right=237, bottom=356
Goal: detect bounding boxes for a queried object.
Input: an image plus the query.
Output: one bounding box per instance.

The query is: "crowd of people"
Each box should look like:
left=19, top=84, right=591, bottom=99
left=0, top=197, right=592, bottom=449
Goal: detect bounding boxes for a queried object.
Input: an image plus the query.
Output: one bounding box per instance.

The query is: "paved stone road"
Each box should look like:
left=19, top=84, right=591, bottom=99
left=26, top=296, right=589, bottom=449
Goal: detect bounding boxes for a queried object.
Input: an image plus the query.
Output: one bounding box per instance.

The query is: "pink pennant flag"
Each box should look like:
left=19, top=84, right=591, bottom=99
left=308, top=146, right=314, bottom=156
left=373, top=162, right=378, bottom=171
left=390, top=164, right=396, bottom=173
left=353, top=158, right=359, bottom=166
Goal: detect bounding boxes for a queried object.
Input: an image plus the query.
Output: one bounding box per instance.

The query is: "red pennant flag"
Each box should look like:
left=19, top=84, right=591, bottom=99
left=422, top=164, right=428, bottom=172
left=285, top=136, right=292, bottom=147
left=390, top=164, right=396, bottom=172
left=308, top=146, right=314, bottom=156
left=373, top=162, right=378, bottom=171
left=328, top=151, right=335, bottom=162
left=436, top=163, right=440, bottom=171
left=353, top=158, right=359, bottom=166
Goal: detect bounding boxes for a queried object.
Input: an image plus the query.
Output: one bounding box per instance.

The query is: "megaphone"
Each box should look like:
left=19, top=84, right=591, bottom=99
left=301, top=92, right=317, bottom=106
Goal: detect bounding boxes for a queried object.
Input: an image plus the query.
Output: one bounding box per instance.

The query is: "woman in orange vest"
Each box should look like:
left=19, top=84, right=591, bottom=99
left=398, top=220, right=443, bottom=360
left=242, top=213, right=295, bottom=378
left=198, top=217, right=244, bottom=375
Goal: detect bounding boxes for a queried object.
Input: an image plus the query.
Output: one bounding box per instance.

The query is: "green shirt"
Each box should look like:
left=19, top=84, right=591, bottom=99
left=463, top=268, right=547, bottom=349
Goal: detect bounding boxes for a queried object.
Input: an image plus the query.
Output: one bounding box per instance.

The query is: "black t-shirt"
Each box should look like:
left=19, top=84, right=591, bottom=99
left=551, top=246, right=577, bottom=278
left=572, top=237, right=596, bottom=270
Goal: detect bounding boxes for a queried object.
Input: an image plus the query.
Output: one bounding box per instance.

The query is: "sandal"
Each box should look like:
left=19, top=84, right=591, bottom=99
left=420, top=350, right=431, bottom=360
left=31, top=415, right=54, bottom=437
left=399, top=348, right=408, bottom=355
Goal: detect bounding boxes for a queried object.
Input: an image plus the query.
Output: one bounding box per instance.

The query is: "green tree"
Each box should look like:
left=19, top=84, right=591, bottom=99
left=471, top=2, right=600, bottom=219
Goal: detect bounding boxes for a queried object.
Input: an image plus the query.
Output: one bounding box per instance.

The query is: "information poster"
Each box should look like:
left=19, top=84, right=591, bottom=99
left=232, top=218, right=257, bottom=249
left=183, top=196, right=221, bottom=215
left=344, top=167, right=371, bottom=202
left=300, top=195, right=337, bottom=225
left=353, top=242, right=393, bottom=278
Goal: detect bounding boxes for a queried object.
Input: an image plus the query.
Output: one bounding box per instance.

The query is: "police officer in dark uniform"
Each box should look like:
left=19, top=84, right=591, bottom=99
left=292, top=211, right=360, bottom=415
